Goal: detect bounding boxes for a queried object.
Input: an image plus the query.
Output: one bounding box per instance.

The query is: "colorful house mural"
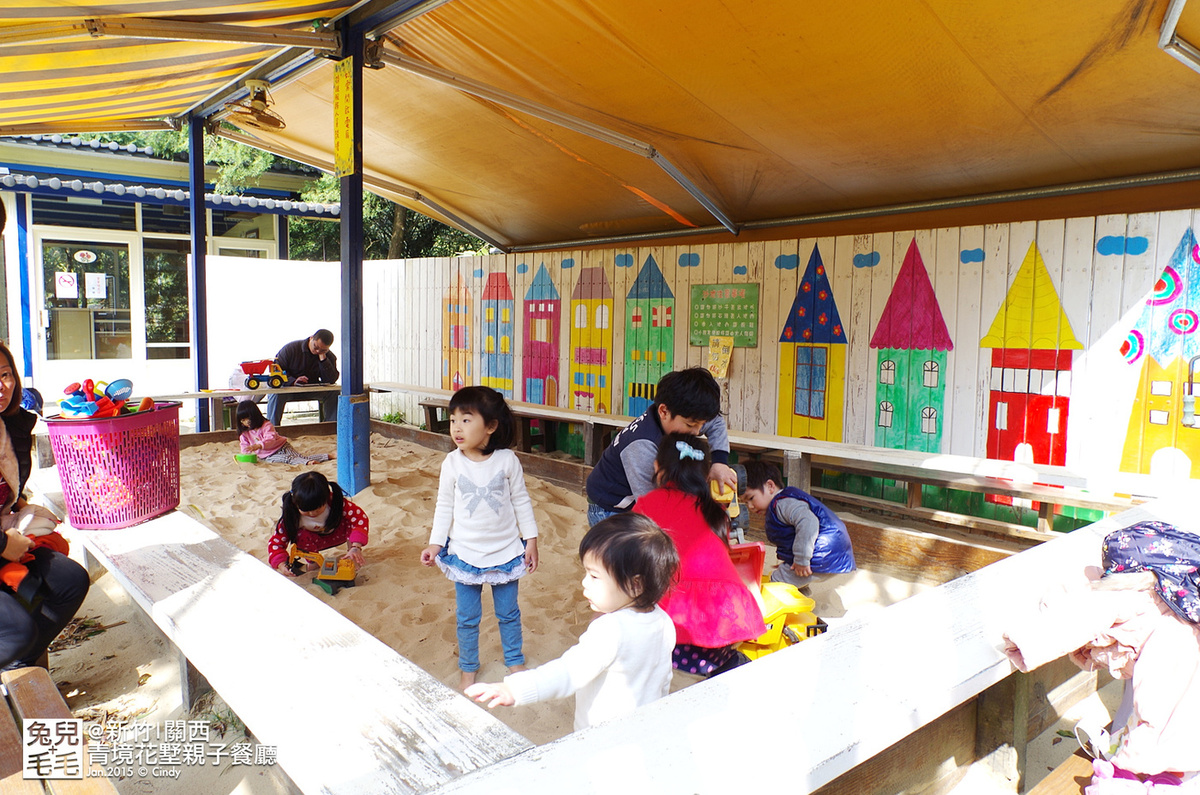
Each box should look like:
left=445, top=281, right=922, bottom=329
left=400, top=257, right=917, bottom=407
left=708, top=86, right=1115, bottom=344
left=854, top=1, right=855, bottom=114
left=441, top=273, right=472, bottom=391
left=522, top=264, right=561, bottom=406
left=869, top=238, right=953, bottom=452
left=1120, top=227, right=1200, bottom=476
left=568, top=267, right=614, bottom=413
left=480, top=272, right=515, bottom=397
left=980, top=241, right=1082, bottom=465
left=623, top=254, right=675, bottom=415
left=777, top=245, right=847, bottom=440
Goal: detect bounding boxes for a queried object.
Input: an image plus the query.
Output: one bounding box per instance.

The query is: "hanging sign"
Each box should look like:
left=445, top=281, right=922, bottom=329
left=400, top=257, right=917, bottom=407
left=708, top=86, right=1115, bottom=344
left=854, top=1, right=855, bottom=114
left=54, top=272, right=78, bottom=299
left=689, top=284, right=759, bottom=347
left=707, top=336, right=734, bottom=378
left=333, top=57, right=355, bottom=177
left=85, top=272, right=107, bottom=299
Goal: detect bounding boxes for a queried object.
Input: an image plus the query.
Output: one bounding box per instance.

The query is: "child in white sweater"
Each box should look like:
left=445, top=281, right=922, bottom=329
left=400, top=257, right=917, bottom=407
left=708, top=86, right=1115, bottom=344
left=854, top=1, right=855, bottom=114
left=420, top=386, right=539, bottom=691
left=466, top=513, right=679, bottom=730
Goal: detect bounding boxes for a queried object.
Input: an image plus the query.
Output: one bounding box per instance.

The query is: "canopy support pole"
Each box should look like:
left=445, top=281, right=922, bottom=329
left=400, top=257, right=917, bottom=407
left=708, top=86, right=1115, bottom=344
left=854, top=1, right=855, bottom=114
left=188, top=114, right=210, bottom=432
left=1159, top=0, right=1200, bottom=74
left=379, top=50, right=740, bottom=235
left=337, top=24, right=371, bottom=495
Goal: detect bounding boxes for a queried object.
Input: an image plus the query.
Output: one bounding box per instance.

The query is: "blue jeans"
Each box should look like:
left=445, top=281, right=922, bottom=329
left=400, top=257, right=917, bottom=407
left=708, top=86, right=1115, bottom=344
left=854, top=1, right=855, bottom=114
left=587, top=502, right=620, bottom=527
left=454, top=580, right=523, bottom=671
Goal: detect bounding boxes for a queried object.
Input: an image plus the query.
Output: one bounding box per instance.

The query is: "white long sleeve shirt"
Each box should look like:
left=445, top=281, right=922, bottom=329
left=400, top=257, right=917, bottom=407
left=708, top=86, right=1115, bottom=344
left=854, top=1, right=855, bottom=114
left=429, top=449, right=538, bottom=568
left=504, top=606, right=675, bottom=730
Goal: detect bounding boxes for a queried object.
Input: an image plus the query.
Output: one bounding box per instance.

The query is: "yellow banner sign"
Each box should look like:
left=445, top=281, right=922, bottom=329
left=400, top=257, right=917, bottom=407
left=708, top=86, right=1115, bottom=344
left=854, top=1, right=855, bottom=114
left=707, top=335, right=734, bottom=379
left=333, top=57, right=354, bottom=177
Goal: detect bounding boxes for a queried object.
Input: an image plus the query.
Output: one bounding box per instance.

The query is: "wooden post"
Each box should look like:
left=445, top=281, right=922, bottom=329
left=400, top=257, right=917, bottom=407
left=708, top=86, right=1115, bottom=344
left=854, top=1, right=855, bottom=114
left=1038, top=501, right=1056, bottom=534
left=584, top=422, right=604, bottom=466
left=974, top=671, right=1029, bottom=792
left=907, top=481, right=923, bottom=509
left=784, top=450, right=811, bottom=492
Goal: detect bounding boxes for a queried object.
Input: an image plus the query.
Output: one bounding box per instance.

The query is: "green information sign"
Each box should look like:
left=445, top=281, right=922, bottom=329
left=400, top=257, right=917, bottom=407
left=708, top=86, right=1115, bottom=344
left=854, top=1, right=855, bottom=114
left=689, top=284, right=759, bottom=347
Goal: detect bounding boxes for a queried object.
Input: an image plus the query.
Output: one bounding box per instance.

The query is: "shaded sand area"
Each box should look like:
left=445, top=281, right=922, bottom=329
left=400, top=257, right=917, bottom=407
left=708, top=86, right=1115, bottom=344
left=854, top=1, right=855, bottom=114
left=39, top=431, right=1096, bottom=793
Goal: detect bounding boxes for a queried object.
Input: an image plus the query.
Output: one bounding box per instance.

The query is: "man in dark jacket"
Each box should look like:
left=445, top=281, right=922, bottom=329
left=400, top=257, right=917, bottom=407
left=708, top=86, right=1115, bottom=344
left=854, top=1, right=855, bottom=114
left=266, top=329, right=339, bottom=425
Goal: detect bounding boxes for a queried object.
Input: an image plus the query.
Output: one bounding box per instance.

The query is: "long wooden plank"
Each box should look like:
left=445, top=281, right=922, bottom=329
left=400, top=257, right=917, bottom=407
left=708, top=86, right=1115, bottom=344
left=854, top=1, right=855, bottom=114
left=32, top=480, right=532, bottom=795
left=428, top=495, right=1191, bottom=795
left=0, top=693, right=43, bottom=795
left=811, top=459, right=1136, bottom=511
left=2, top=668, right=116, bottom=795
left=1026, top=751, right=1092, bottom=795
left=840, top=515, right=1016, bottom=585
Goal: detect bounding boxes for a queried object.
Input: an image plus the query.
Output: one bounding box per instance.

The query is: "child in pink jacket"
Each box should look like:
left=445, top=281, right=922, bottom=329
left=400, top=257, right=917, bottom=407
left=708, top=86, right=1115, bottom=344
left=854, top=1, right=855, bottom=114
left=236, top=400, right=334, bottom=465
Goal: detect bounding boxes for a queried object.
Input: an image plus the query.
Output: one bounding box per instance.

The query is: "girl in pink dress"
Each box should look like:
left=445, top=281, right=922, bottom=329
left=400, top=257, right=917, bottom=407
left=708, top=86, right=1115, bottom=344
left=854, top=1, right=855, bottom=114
left=237, top=400, right=334, bottom=465
left=633, top=433, right=766, bottom=677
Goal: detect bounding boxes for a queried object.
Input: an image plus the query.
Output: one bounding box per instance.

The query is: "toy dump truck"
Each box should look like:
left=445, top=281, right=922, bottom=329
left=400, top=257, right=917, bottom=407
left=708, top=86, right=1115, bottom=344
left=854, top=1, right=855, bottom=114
left=241, top=359, right=286, bottom=389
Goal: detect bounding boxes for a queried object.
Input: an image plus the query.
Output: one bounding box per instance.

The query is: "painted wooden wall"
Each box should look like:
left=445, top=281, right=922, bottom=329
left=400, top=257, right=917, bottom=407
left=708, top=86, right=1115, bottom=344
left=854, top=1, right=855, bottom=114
left=363, top=209, right=1200, bottom=480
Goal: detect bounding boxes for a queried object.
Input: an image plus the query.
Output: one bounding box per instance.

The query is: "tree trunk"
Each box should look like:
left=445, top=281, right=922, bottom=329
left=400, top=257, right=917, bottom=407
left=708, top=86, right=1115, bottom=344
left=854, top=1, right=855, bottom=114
left=388, top=204, right=406, bottom=259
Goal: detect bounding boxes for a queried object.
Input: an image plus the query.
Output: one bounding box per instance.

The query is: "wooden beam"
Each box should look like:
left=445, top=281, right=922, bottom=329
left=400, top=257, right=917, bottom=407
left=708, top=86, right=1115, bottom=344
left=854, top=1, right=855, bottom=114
left=841, top=515, right=1018, bottom=585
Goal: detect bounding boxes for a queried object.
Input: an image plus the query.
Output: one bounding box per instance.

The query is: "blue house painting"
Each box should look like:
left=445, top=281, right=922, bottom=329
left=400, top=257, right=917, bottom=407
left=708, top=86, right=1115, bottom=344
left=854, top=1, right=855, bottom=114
left=481, top=271, right=515, bottom=396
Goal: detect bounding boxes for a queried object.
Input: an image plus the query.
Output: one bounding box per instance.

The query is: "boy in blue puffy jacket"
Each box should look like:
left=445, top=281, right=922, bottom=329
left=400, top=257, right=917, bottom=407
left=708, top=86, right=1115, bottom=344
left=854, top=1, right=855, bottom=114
left=740, top=461, right=855, bottom=592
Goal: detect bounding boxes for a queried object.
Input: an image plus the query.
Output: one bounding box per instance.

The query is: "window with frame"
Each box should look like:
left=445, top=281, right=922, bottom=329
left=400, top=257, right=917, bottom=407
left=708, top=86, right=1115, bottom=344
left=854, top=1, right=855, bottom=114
left=878, top=401, right=894, bottom=428
left=793, top=346, right=827, bottom=419
left=921, top=407, right=938, bottom=434
left=880, top=359, right=896, bottom=385
left=923, top=360, right=940, bottom=388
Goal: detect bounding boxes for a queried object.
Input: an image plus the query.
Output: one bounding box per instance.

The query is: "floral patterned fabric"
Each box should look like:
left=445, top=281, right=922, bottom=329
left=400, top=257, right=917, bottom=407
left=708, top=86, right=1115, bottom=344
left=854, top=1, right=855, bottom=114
left=1103, top=521, right=1200, bottom=624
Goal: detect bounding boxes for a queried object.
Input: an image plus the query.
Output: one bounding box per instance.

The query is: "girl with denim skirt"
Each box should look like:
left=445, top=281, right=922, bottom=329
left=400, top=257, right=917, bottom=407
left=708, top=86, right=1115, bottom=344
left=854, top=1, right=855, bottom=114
left=420, top=386, right=539, bottom=691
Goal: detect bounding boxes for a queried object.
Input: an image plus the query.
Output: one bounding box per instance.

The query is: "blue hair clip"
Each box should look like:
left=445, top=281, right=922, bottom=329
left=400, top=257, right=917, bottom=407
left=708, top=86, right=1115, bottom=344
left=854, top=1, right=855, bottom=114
left=676, top=440, right=704, bottom=461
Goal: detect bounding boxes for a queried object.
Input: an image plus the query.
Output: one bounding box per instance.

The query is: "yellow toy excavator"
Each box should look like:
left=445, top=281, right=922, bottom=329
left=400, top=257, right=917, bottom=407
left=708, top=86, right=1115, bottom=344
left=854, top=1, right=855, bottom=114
left=287, top=544, right=357, bottom=594
left=728, top=541, right=827, bottom=659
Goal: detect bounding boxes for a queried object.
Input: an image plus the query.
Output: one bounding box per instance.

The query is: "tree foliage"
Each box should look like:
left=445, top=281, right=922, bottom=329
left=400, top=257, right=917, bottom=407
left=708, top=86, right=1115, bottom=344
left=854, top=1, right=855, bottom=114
left=77, top=131, right=487, bottom=260
left=287, top=174, right=488, bottom=261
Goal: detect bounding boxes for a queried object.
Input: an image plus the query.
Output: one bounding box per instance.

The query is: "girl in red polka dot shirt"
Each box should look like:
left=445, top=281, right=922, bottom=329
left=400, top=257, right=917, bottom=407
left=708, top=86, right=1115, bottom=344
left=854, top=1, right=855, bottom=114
left=267, top=471, right=369, bottom=574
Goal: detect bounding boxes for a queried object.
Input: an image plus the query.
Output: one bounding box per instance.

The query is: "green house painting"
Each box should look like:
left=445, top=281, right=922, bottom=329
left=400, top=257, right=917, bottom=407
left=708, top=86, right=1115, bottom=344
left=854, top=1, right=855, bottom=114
left=624, top=254, right=675, bottom=415
left=869, top=238, right=953, bottom=452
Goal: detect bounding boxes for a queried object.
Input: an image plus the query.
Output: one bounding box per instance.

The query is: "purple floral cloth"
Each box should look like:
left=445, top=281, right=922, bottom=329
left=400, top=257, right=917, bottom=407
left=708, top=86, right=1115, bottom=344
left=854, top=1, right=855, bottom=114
left=1103, top=521, right=1200, bottom=624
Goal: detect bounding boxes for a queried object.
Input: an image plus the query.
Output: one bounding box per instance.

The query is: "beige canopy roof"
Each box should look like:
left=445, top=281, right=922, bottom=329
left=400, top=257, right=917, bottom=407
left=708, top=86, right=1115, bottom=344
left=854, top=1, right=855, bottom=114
left=4, top=0, right=1200, bottom=249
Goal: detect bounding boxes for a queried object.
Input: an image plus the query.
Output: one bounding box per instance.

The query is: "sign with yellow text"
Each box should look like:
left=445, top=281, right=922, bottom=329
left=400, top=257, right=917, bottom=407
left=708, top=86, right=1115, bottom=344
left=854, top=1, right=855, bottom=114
left=707, top=336, right=734, bottom=379
left=334, top=58, right=354, bottom=177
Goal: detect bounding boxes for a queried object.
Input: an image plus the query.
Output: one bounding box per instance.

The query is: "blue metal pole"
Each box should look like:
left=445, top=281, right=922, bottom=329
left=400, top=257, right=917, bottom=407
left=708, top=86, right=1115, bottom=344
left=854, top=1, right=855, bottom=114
left=188, top=115, right=210, bottom=431
left=15, top=198, right=32, bottom=379
left=337, top=24, right=370, bottom=494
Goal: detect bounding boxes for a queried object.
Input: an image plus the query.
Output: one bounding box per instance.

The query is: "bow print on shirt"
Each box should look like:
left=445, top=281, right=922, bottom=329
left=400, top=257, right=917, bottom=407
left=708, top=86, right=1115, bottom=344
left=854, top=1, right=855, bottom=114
left=458, top=472, right=506, bottom=515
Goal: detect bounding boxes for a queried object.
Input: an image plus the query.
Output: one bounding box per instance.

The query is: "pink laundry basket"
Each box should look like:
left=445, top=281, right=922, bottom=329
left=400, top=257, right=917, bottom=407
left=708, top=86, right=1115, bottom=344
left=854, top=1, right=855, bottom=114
left=44, top=402, right=181, bottom=530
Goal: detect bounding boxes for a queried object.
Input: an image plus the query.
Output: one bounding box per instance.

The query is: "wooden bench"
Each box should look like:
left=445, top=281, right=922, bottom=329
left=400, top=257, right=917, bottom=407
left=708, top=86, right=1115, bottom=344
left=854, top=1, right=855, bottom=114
left=2, top=666, right=116, bottom=794
left=372, top=382, right=628, bottom=465
left=30, top=471, right=531, bottom=795
left=724, top=431, right=1141, bottom=543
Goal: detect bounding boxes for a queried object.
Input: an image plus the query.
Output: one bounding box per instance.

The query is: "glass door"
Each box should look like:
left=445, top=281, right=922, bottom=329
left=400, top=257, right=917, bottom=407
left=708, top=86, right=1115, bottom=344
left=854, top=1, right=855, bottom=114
left=42, top=239, right=131, bottom=361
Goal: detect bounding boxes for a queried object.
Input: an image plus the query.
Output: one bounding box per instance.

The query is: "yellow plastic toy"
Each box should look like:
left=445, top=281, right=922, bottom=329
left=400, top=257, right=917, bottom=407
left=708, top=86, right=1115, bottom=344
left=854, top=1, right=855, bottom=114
left=739, top=582, right=826, bottom=659
left=727, top=541, right=828, bottom=659
left=709, top=480, right=740, bottom=521
left=287, top=544, right=357, bottom=594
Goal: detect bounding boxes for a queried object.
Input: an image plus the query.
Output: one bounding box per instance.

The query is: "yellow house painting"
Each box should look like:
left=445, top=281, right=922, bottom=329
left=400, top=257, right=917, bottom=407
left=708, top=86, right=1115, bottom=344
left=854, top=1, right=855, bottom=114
left=568, top=266, right=614, bottom=413
left=1120, top=227, right=1200, bottom=477
left=441, top=273, right=472, bottom=391
left=777, top=245, right=846, bottom=440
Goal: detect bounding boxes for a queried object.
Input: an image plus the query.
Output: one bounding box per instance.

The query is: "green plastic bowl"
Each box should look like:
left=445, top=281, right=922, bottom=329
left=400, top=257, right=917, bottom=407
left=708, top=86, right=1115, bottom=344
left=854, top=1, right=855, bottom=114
left=234, top=453, right=259, bottom=464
